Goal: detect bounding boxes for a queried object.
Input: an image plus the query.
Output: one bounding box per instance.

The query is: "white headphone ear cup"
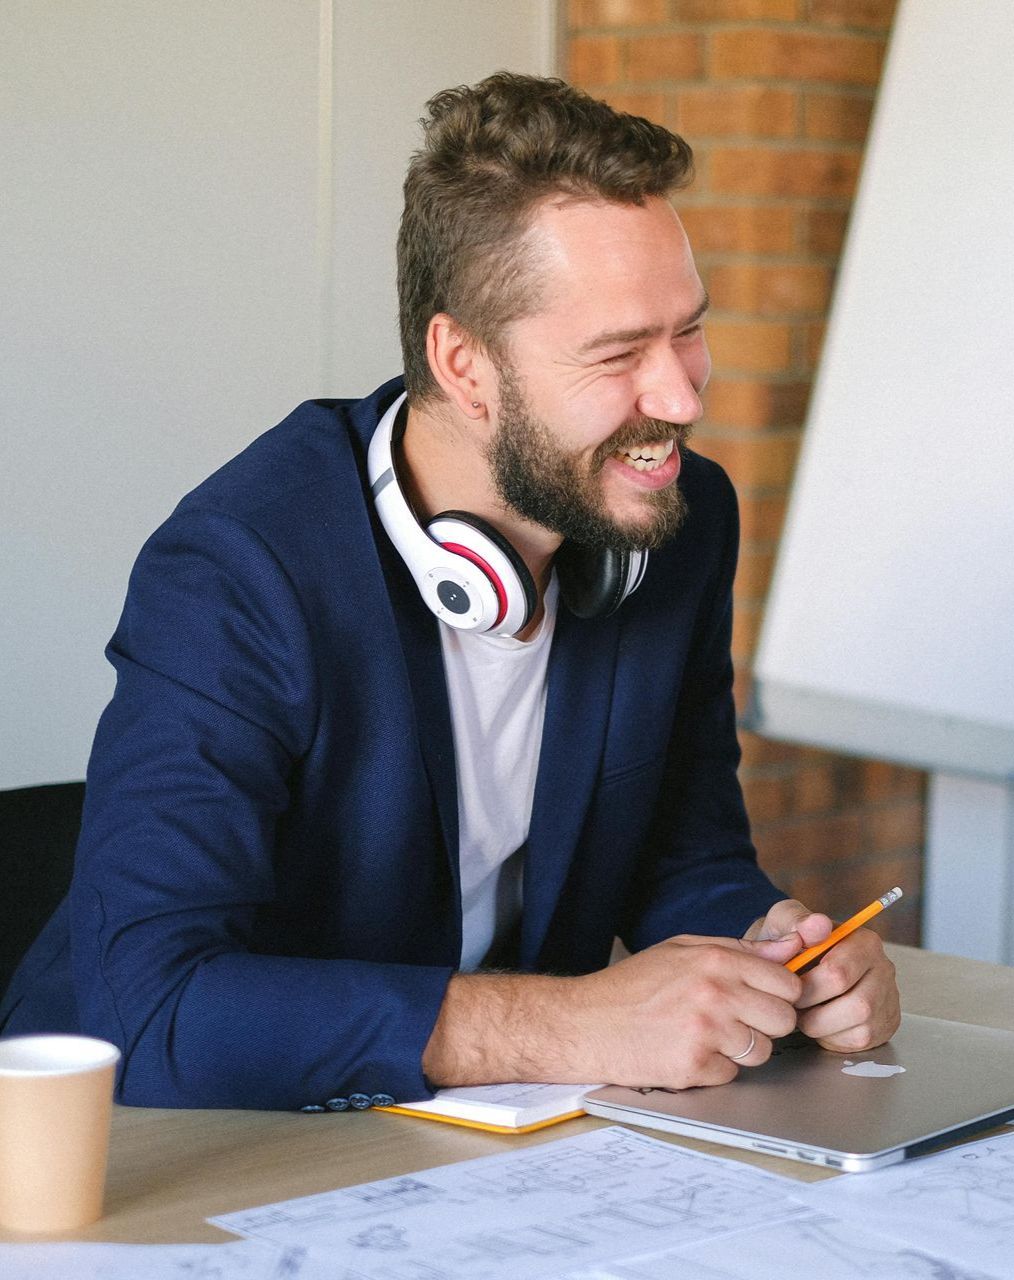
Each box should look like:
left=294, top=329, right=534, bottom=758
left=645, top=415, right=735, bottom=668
left=426, top=513, right=536, bottom=637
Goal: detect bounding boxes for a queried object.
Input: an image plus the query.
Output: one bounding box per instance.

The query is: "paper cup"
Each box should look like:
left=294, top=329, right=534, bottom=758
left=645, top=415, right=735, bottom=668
left=0, top=1034, right=121, bottom=1233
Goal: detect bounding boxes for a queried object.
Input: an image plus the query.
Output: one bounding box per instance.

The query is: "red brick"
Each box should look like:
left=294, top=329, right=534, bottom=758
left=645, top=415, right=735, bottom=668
left=677, top=0, right=799, bottom=16
left=706, top=318, right=794, bottom=372
left=808, top=0, right=897, bottom=33
left=694, top=429, right=800, bottom=490
left=732, top=599, right=763, bottom=659
left=780, top=855, right=919, bottom=926
left=706, top=29, right=880, bottom=85
left=803, top=206, right=850, bottom=255
left=739, top=731, right=801, bottom=768
left=738, top=492, right=788, bottom=543
left=710, top=30, right=884, bottom=86
left=804, top=90, right=875, bottom=142
left=568, top=34, right=623, bottom=85
left=705, top=378, right=811, bottom=429
left=676, top=85, right=798, bottom=139
left=866, top=801, right=926, bottom=853
left=568, top=0, right=668, bottom=25
left=742, top=773, right=792, bottom=824
left=603, top=89, right=670, bottom=123
left=804, top=320, right=826, bottom=370
left=754, top=810, right=864, bottom=870
left=792, top=762, right=837, bottom=814
left=709, top=262, right=833, bottom=315
left=735, top=545, right=776, bottom=598
left=733, top=663, right=753, bottom=714
left=863, top=761, right=925, bottom=802
left=626, top=32, right=704, bottom=81
left=710, top=146, right=861, bottom=198
left=678, top=203, right=796, bottom=254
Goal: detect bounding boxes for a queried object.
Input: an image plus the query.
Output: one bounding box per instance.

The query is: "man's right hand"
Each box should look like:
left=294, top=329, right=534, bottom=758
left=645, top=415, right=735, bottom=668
left=566, top=933, right=804, bottom=1088
left=422, top=932, right=804, bottom=1091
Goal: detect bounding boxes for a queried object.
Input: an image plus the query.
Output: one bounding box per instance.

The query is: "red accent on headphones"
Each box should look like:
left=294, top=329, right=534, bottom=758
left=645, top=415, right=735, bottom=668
left=440, top=541, right=509, bottom=628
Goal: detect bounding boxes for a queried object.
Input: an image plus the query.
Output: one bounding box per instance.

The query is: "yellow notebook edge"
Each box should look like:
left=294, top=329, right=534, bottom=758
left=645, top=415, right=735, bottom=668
left=373, top=1104, right=587, bottom=1135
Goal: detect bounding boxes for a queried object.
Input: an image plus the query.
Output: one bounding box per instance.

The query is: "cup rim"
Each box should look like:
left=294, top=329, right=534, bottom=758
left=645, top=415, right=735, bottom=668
left=0, top=1034, right=121, bottom=1077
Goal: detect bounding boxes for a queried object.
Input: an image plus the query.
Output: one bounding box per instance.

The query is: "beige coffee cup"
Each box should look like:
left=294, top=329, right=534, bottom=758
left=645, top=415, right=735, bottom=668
left=0, top=1034, right=121, bottom=1233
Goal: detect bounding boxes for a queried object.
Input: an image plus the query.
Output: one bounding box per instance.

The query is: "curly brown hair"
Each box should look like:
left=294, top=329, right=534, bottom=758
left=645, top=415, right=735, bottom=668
left=397, top=72, right=694, bottom=403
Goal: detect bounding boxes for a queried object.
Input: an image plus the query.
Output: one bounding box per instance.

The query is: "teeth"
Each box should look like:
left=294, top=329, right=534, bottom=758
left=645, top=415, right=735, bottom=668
left=615, top=439, right=675, bottom=471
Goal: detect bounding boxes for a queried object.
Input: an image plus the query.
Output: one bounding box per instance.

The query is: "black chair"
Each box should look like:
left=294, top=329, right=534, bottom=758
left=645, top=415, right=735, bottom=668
left=0, top=782, right=84, bottom=996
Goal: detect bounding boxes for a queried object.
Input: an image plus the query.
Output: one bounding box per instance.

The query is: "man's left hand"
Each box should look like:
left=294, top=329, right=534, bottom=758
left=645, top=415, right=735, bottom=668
left=744, top=898, right=901, bottom=1053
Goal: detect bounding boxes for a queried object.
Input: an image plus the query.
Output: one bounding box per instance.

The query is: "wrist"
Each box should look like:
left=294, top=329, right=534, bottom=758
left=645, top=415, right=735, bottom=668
left=421, top=971, right=583, bottom=1087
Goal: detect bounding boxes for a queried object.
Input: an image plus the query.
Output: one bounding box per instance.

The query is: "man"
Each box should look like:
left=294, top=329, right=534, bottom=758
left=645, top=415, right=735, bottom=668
left=1, top=74, right=898, bottom=1109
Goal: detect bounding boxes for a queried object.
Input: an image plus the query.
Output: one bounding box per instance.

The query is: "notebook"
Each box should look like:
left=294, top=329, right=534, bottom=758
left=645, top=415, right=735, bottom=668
left=375, top=1082, right=599, bottom=1134
left=583, top=1014, right=1014, bottom=1172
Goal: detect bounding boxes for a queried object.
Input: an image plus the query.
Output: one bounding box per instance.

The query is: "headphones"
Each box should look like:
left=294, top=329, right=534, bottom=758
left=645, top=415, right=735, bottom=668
left=368, top=393, right=647, bottom=637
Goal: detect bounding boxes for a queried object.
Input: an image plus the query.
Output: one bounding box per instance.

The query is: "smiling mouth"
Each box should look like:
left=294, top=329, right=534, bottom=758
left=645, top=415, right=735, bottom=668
left=613, top=439, right=675, bottom=473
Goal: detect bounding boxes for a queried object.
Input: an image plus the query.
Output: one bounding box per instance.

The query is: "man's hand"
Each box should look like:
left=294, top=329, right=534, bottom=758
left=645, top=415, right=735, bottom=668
left=745, top=898, right=901, bottom=1053
left=423, top=933, right=804, bottom=1092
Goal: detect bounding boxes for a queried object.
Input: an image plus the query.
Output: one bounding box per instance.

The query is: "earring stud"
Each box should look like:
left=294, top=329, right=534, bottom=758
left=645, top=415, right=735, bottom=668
left=471, top=401, right=481, bottom=409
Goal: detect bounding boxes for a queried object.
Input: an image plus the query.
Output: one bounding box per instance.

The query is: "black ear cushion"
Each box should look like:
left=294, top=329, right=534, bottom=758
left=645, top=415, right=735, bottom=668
left=556, top=543, right=630, bottom=619
left=426, top=509, right=539, bottom=628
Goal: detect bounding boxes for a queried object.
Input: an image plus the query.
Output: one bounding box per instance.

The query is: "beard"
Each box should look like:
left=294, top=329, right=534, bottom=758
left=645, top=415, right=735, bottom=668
left=486, top=361, right=691, bottom=553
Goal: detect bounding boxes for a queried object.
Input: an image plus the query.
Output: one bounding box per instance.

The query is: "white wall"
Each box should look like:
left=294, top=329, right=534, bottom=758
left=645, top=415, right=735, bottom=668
left=1, top=0, right=555, bottom=788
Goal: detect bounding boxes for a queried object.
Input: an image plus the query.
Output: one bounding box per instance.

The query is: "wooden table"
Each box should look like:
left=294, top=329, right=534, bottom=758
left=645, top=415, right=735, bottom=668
left=3, top=944, right=1012, bottom=1244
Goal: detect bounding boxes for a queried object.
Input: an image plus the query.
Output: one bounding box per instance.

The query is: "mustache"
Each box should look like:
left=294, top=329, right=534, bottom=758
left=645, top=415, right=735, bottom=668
left=592, top=417, right=694, bottom=471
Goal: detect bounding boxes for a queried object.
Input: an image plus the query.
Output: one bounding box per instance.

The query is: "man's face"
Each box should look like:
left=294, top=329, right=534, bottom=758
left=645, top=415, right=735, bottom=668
left=487, top=357, right=692, bottom=552
left=484, top=196, right=710, bottom=551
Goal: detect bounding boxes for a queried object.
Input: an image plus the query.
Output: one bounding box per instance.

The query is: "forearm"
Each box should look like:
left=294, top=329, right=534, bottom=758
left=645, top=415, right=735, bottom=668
left=421, top=971, right=590, bottom=1087
left=424, top=936, right=806, bottom=1092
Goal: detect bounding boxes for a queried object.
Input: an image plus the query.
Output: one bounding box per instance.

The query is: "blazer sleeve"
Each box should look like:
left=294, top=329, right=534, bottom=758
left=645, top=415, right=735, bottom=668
left=70, top=508, right=453, bottom=1110
left=619, top=472, right=785, bottom=950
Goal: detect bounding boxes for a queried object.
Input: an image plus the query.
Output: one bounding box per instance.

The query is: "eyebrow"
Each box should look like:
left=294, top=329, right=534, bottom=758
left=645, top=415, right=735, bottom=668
left=576, top=291, right=710, bottom=357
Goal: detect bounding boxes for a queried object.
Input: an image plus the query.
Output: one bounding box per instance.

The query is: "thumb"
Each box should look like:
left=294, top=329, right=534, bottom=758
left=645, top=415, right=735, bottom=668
left=740, top=932, right=805, bottom=964
left=755, top=899, right=833, bottom=948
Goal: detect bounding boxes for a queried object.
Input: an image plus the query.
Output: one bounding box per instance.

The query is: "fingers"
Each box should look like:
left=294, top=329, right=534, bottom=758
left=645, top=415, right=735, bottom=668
left=747, top=899, right=833, bottom=948
left=794, top=932, right=901, bottom=1052
left=794, top=928, right=888, bottom=1009
left=722, top=1023, right=772, bottom=1069
left=672, top=934, right=803, bottom=1002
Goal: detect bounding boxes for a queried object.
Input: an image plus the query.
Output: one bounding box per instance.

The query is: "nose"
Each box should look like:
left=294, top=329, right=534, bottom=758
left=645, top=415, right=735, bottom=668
left=635, top=343, right=709, bottom=426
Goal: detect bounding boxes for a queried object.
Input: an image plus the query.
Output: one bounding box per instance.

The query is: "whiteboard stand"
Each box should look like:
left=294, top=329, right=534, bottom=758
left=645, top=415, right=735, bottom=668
left=923, top=774, right=1014, bottom=965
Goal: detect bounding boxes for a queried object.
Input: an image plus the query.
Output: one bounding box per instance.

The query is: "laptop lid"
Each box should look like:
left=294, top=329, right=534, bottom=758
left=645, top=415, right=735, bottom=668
left=583, top=1014, right=1014, bottom=1173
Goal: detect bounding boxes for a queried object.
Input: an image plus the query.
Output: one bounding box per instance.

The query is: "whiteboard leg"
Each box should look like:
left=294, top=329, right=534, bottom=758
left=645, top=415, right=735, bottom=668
left=923, top=772, right=1014, bottom=963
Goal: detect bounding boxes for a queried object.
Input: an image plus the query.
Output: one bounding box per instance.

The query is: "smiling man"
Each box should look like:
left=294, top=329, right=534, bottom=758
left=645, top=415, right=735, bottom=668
left=1, top=74, right=899, bottom=1108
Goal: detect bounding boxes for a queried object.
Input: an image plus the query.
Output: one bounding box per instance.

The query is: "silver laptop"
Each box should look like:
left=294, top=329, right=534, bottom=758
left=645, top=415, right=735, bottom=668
left=583, top=1014, right=1014, bottom=1172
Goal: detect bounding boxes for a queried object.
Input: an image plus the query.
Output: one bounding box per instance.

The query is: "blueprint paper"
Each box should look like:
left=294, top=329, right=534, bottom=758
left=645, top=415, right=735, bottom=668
left=560, top=1209, right=1005, bottom=1279
left=798, top=1132, right=1014, bottom=1277
left=210, top=1126, right=809, bottom=1279
left=0, top=1240, right=304, bottom=1280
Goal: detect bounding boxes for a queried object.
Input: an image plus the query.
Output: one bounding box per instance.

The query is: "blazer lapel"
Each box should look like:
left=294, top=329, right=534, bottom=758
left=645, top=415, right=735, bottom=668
left=388, top=565, right=461, bottom=905
left=520, top=605, right=621, bottom=968
left=348, top=385, right=463, bottom=946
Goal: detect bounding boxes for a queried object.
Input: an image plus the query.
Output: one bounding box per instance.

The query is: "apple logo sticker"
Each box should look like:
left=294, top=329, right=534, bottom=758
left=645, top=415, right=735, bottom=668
left=841, top=1060, right=906, bottom=1078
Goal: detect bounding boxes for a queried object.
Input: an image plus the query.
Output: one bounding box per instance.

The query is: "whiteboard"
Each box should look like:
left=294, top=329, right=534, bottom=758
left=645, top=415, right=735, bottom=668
left=749, top=0, right=1014, bottom=781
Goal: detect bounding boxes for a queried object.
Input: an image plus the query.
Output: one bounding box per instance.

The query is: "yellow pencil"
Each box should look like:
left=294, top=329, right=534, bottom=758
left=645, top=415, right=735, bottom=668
left=785, top=886, right=903, bottom=974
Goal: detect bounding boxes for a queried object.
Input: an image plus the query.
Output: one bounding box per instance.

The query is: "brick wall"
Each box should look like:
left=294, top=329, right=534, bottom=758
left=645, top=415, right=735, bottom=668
left=566, top=0, right=924, bottom=945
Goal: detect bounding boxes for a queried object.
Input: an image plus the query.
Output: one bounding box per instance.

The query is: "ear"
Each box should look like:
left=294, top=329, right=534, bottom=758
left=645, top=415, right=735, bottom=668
left=426, top=313, right=496, bottom=419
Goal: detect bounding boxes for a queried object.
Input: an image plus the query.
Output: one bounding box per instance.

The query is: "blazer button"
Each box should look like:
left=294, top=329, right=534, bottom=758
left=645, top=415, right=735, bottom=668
left=348, top=1093, right=372, bottom=1110
left=371, top=1093, right=396, bottom=1107
left=325, top=1097, right=350, bottom=1112
left=299, top=1104, right=327, bottom=1113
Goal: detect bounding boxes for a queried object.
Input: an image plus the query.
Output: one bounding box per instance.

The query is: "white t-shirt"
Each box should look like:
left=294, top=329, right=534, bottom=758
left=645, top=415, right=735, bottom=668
left=438, top=576, right=558, bottom=970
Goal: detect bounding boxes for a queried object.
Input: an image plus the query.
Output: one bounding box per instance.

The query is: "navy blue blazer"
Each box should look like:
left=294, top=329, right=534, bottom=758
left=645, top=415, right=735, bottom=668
left=1, top=377, right=784, bottom=1109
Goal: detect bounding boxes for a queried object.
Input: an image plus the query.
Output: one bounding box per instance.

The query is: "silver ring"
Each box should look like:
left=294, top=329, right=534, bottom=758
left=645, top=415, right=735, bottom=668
left=729, top=1028, right=756, bottom=1062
